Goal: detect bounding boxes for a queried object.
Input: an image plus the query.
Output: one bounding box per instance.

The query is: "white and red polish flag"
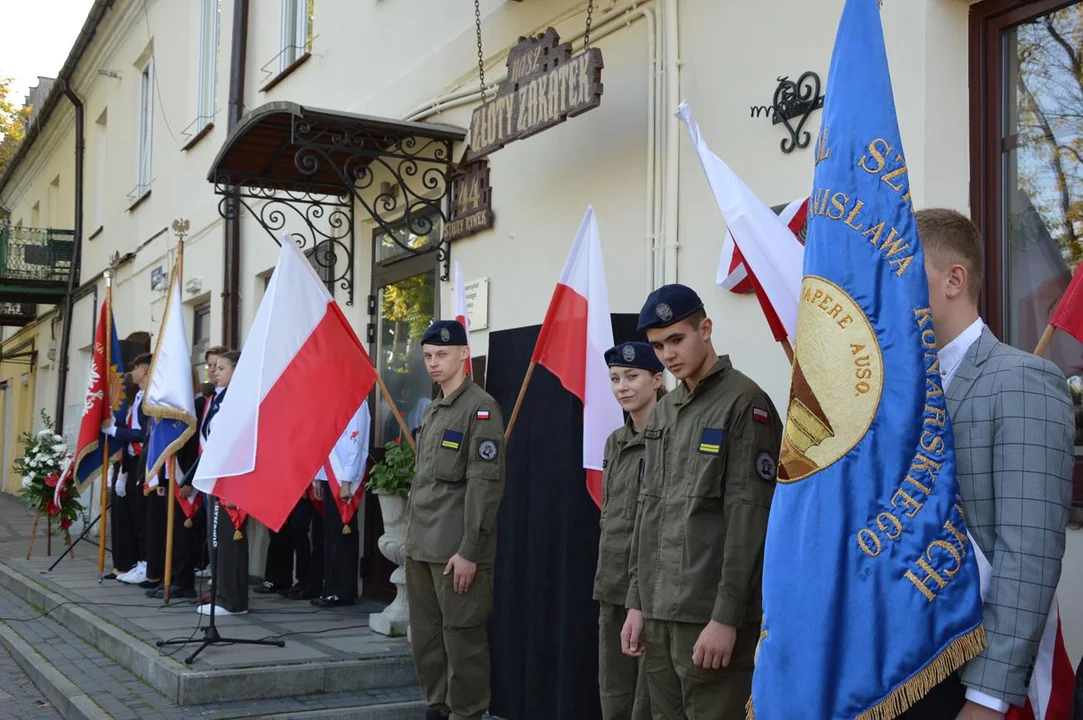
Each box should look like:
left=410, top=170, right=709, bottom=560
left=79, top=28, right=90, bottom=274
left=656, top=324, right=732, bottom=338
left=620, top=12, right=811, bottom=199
left=453, top=261, right=472, bottom=377
left=531, top=206, right=623, bottom=508
left=718, top=197, right=810, bottom=294
left=193, top=236, right=378, bottom=532
left=678, top=101, right=805, bottom=343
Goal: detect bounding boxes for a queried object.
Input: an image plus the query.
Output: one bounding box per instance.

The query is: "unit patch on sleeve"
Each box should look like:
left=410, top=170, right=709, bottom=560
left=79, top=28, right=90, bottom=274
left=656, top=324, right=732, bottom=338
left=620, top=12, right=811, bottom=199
left=698, top=428, right=723, bottom=455
left=752, top=407, right=770, bottom=424
left=755, top=451, right=777, bottom=480
left=441, top=429, right=464, bottom=451
left=476, top=409, right=490, bottom=420
left=478, top=440, right=498, bottom=461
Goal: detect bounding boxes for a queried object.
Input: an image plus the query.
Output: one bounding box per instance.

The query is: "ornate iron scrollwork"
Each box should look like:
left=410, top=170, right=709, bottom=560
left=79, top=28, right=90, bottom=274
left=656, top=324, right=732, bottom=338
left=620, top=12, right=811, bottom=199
left=289, top=116, right=456, bottom=281
left=749, top=72, right=825, bottom=154
left=216, top=181, right=356, bottom=305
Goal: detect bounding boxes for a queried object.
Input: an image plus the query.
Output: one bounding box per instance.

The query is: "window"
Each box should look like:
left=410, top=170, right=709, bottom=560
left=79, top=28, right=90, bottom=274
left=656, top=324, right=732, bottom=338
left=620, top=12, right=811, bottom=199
left=192, top=302, right=211, bottom=387
left=374, top=212, right=443, bottom=264
left=279, top=0, right=314, bottom=72
left=47, top=176, right=59, bottom=228
left=93, top=109, right=107, bottom=229
left=136, top=57, right=155, bottom=196
left=971, top=0, right=1083, bottom=508
left=196, top=0, right=220, bottom=133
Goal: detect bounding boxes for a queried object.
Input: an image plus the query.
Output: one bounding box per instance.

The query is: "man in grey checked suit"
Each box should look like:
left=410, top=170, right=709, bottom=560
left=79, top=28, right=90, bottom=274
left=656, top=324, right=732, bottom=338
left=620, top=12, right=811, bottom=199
left=899, top=209, right=1076, bottom=720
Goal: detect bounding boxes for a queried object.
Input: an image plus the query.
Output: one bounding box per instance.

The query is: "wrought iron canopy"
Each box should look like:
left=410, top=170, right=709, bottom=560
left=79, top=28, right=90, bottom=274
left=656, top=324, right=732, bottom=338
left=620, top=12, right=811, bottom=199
left=207, top=102, right=468, bottom=293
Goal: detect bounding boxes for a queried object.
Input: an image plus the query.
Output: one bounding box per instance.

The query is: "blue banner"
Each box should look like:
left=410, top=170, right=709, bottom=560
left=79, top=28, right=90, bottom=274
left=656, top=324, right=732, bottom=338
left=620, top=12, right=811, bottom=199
left=750, top=1, right=986, bottom=718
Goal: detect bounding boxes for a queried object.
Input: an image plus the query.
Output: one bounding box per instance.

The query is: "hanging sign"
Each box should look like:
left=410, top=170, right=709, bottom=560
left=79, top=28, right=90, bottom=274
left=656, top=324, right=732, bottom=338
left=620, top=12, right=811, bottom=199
left=445, top=159, right=494, bottom=242
left=466, top=27, right=604, bottom=162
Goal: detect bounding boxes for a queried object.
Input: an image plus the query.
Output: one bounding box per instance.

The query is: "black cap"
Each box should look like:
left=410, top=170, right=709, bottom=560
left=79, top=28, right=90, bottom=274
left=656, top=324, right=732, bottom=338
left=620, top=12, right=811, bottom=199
left=637, top=284, right=705, bottom=332
left=604, top=342, right=664, bottom=373
left=421, top=320, right=468, bottom=347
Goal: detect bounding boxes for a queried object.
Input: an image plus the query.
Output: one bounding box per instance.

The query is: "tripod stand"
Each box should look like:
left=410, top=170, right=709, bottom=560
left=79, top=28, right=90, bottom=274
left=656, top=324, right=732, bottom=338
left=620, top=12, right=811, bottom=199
left=156, top=498, right=284, bottom=664
left=47, top=504, right=110, bottom=574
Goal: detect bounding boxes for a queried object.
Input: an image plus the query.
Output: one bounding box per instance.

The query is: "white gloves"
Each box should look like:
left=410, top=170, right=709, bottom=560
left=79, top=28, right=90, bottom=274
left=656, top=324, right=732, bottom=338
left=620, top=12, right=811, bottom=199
left=103, top=420, right=117, bottom=437
left=115, top=469, right=128, bottom=498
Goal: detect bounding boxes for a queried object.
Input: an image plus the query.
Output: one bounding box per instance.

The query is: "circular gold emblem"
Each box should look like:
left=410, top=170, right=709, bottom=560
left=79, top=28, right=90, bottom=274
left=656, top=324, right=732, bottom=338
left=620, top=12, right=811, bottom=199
left=778, top=275, right=883, bottom=483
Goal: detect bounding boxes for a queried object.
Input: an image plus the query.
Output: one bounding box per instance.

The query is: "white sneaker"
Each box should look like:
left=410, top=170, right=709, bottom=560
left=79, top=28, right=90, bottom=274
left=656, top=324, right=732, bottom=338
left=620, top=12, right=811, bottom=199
left=196, top=604, right=246, bottom=616
left=195, top=568, right=212, bottom=579
left=119, top=561, right=148, bottom=585
left=115, top=562, right=140, bottom=583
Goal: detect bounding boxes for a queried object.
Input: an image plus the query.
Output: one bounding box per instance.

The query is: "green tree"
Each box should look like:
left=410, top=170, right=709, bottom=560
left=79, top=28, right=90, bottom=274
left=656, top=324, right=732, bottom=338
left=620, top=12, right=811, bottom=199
left=0, top=77, right=31, bottom=179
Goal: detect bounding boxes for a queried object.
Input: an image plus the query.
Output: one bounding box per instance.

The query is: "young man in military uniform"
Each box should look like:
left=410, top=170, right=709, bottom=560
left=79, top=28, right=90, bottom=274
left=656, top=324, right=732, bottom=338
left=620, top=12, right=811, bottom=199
left=405, top=320, right=505, bottom=720
left=621, top=284, right=783, bottom=719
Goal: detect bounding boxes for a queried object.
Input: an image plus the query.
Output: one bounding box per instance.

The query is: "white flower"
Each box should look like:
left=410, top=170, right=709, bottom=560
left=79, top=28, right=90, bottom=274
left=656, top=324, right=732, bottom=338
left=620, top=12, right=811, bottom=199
left=52, top=443, right=68, bottom=454
left=21, top=476, right=32, bottom=489
left=52, top=434, right=63, bottom=443
left=37, top=429, right=51, bottom=437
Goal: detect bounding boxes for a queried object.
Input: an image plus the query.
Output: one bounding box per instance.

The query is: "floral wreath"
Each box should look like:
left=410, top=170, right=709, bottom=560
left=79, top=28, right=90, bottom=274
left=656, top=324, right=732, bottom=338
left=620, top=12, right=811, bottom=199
left=16, top=410, right=82, bottom=535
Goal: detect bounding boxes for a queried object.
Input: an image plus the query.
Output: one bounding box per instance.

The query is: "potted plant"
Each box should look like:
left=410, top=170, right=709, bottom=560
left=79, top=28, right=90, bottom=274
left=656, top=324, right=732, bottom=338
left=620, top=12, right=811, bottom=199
left=367, top=438, right=415, bottom=637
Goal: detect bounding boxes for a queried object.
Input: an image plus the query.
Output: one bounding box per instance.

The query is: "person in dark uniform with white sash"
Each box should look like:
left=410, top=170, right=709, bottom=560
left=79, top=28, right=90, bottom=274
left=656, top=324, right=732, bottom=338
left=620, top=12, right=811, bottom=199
left=194, top=350, right=249, bottom=616
left=109, top=357, right=155, bottom=587
left=311, top=403, right=369, bottom=608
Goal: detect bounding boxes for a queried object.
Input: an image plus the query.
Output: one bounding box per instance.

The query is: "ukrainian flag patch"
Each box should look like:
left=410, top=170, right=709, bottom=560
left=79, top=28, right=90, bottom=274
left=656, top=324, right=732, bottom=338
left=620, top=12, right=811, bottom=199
left=441, top=429, right=464, bottom=450
left=698, top=428, right=723, bottom=455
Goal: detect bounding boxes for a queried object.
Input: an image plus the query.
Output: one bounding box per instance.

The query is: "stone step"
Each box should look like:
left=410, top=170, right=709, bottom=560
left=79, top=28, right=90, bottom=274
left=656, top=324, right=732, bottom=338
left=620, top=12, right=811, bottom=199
left=0, top=561, right=418, bottom=707
left=0, top=584, right=424, bottom=719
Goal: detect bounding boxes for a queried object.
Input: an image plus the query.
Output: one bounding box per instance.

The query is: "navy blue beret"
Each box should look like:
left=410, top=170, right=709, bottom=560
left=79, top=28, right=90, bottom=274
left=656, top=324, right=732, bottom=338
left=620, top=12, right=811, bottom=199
left=605, top=342, right=664, bottom=373
left=637, top=284, right=705, bottom=331
left=421, top=320, right=468, bottom=346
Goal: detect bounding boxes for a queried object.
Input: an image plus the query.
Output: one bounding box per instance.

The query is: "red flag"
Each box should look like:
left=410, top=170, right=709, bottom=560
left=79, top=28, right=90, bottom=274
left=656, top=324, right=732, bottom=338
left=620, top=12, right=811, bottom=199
left=1049, top=263, right=1083, bottom=343
left=718, top=197, right=809, bottom=294
left=531, top=207, right=623, bottom=508
left=1006, top=604, right=1076, bottom=720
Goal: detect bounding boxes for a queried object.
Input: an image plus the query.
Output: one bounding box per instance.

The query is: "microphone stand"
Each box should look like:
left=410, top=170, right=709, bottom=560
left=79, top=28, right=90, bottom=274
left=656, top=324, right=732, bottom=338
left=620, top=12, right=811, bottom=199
left=48, top=504, right=110, bottom=573
left=156, top=497, right=284, bottom=664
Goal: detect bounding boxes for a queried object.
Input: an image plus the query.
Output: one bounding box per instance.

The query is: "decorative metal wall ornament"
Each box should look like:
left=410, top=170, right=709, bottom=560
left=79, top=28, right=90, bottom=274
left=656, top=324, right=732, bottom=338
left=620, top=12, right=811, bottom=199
left=749, top=72, right=826, bottom=154
left=217, top=183, right=357, bottom=304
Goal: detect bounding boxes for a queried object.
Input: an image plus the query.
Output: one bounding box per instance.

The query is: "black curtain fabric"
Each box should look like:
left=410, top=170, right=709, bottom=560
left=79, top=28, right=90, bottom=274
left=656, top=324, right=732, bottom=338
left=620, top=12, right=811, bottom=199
left=488, top=314, right=644, bottom=720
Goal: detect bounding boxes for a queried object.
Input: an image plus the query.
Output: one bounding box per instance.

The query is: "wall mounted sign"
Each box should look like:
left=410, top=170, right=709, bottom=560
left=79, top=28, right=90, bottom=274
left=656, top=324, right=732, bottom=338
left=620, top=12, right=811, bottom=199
left=445, top=159, right=494, bottom=242
left=463, top=277, right=489, bottom=331
left=749, top=72, right=825, bottom=154
left=466, top=27, right=604, bottom=162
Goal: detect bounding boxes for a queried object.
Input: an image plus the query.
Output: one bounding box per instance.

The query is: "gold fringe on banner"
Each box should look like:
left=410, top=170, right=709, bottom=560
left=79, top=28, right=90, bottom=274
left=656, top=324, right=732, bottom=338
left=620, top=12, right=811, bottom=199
left=747, top=624, right=986, bottom=720
left=233, top=530, right=243, bottom=541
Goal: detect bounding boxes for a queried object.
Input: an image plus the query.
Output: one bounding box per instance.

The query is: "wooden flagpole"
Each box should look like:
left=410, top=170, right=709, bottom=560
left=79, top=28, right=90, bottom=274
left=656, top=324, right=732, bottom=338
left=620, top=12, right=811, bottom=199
left=781, top=338, right=795, bottom=365
left=375, top=374, right=416, bottom=453
left=503, top=361, right=536, bottom=443
left=163, top=457, right=176, bottom=602
left=98, top=271, right=113, bottom=574
left=1034, top=324, right=1056, bottom=358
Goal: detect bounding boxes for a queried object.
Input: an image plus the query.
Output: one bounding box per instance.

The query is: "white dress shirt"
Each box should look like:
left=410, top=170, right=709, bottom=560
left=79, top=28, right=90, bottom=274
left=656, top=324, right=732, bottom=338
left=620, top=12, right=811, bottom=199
left=938, top=317, right=1010, bottom=714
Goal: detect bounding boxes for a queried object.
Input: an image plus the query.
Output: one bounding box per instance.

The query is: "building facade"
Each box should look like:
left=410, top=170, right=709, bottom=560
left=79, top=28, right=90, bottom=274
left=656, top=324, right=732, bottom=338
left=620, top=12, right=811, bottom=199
left=0, top=0, right=1080, bottom=662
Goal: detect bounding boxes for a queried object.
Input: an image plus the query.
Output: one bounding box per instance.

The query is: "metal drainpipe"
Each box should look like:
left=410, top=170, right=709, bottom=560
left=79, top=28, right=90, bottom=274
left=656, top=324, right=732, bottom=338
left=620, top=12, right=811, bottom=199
left=54, top=80, right=85, bottom=433
left=222, top=0, right=249, bottom=350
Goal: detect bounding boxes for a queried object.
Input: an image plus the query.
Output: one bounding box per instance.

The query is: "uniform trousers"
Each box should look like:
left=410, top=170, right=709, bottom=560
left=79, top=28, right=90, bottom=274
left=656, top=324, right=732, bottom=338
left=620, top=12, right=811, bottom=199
left=405, top=557, right=493, bottom=720
left=320, top=496, right=358, bottom=600
left=110, top=466, right=142, bottom=573
left=263, top=522, right=294, bottom=590
left=212, top=500, right=249, bottom=613
left=896, top=674, right=966, bottom=720
left=144, top=486, right=169, bottom=582
left=599, top=602, right=651, bottom=720
left=641, top=619, right=757, bottom=720
left=128, top=459, right=148, bottom=563
left=170, top=497, right=201, bottom=592
left=289, top=495, right=324, bottom=596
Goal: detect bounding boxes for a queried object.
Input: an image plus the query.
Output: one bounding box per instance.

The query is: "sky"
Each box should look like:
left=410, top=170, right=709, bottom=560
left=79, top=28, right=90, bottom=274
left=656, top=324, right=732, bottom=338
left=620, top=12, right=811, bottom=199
left=1, top=0, right=96, bottom=104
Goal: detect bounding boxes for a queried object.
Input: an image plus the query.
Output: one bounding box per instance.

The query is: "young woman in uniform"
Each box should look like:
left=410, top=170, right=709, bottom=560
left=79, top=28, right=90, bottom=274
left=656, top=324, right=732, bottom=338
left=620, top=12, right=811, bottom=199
left=595, top=341, right=664, bottom=720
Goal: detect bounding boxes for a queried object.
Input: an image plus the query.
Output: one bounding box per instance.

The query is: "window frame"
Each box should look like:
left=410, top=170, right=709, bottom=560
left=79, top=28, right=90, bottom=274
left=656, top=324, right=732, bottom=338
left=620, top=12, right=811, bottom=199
left=196, top=0, right=220, bottom=135
left=136, top=56, right=155, bottom=197
left=279, top=0, right=313, bottom=72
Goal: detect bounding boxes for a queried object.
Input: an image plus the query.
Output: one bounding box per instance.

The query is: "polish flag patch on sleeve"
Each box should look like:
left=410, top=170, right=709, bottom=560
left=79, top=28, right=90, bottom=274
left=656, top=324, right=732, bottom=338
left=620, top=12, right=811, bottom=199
left=752, top=407, right=770, bottom=424
left=477, top=410, right=490, bottom=420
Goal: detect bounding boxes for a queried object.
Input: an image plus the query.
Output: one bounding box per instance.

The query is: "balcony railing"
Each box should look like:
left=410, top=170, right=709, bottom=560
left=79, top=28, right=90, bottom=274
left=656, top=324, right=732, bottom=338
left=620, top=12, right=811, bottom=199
left=0, top=302, right=36, bottom=326
left=0, top=223, right=74, bottom=284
